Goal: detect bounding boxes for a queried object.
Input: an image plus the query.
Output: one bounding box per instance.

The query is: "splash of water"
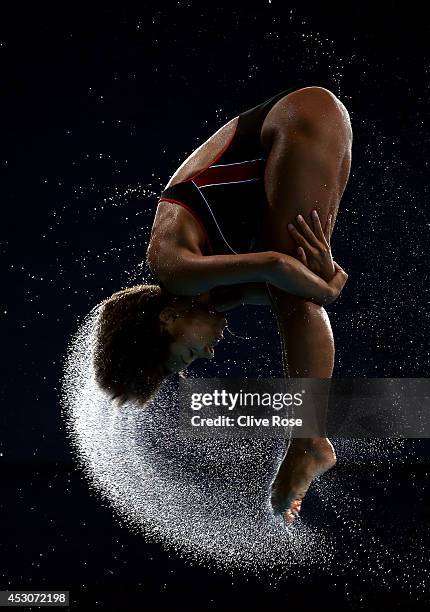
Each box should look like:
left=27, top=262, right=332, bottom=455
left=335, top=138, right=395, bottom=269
left=60, top=306, right=335, bottom=577
left=60, top=306, right=428, bottom=601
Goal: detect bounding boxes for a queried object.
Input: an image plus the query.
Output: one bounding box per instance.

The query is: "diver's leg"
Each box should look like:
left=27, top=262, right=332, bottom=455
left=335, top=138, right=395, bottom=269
left=260, top=86, right=352, bottom=522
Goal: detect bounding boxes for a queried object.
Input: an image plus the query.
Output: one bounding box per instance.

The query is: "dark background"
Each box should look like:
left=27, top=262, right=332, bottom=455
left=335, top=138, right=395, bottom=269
left=2, top=4, right=430, bottom=610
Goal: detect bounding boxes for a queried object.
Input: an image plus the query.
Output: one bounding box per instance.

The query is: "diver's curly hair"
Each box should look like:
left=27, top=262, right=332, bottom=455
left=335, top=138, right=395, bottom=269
left=92, top=284, right=175, bottom=407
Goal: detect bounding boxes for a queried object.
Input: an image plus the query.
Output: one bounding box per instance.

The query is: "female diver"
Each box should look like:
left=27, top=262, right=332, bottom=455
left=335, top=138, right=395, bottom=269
left=93, top=84, right=352, bottom=524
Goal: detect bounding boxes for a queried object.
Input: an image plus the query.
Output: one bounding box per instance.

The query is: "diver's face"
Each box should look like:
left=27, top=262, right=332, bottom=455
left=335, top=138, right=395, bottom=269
left=159, top=300, right=227, bottom=373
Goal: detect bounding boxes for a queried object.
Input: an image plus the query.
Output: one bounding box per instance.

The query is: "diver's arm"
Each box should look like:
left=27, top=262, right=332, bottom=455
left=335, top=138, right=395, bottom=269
left=159, top=249, right=347, bottom=306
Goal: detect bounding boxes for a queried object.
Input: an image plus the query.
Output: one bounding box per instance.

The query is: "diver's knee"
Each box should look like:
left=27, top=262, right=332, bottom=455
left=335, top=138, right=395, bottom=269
left=269, top=86, right=352, bottom=144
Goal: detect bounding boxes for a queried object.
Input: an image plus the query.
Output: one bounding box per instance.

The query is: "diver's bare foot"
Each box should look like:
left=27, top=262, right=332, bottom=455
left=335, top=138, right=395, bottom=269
left=271, top=437, right=337, bottom=524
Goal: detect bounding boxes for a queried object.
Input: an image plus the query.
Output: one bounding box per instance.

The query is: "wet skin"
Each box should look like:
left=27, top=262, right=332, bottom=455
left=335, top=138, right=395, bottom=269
left=148, top=86, right=352, bottom=526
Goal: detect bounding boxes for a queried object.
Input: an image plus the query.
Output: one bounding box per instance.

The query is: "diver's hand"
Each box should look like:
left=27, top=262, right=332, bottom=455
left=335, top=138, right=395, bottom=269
left=287, top=210, right=335, bottom=282
left=325, top=261, right=349, bottom=304
left=266, top=251, right=347, bottom=306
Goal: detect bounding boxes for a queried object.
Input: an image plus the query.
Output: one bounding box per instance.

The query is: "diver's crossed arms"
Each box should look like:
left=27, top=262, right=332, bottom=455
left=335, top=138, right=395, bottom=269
left=160, top=209, right=348, bottom=309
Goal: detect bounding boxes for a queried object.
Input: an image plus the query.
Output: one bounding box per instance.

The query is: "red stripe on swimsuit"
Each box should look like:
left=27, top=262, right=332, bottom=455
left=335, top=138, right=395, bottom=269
left=193, top=159, right=265, bottom=187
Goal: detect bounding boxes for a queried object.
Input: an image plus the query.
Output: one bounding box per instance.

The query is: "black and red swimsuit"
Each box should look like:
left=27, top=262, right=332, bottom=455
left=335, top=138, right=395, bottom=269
left=157, top=84, right=303, bottom=255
